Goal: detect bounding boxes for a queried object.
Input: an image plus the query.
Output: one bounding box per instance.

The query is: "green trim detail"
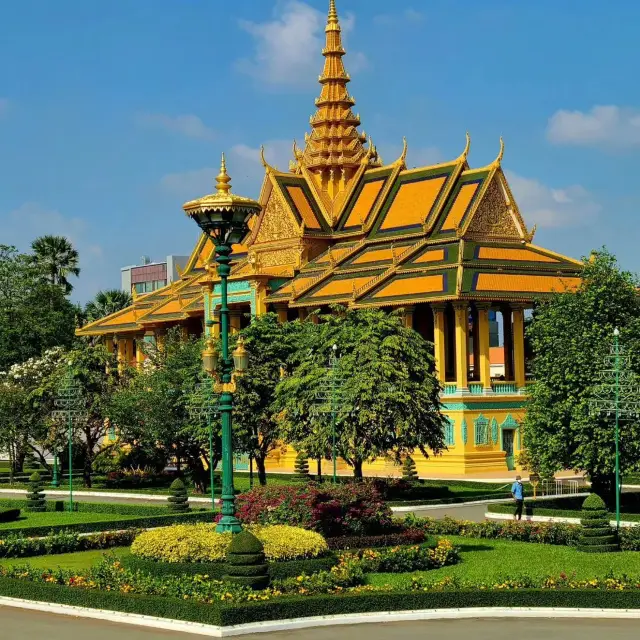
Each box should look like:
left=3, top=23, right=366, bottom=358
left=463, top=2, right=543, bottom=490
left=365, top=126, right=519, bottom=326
left=461, top=418, right=468, bottom=445
left=491, top=418, right=499, bottom=444
left=442, top=401, right=526, bottom=410
left=474, top=414, right=489, bottom=446
left=444, top=418, right=455, bottom=446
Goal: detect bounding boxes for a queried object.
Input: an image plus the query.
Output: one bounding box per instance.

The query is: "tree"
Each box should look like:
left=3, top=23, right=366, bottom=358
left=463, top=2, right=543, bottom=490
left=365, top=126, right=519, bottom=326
left=0, top=245, right=77, bottom=371
left=31, top=235, right=80, bottom=294
left=107, top=328, right=216, bottom=491
left=524, top=250, right=640, bottom=505
left=275, top=307, right=446, bottom=478
left=84, top=289, right=132, bottom=324
left=232, top=314, right=305, bottom=486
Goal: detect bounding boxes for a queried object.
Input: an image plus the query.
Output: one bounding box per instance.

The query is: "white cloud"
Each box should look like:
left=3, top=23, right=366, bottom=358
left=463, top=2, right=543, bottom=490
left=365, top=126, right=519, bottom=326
left=506, top=171, right=601, bottom=228
left=235, top=1, right=366, bottom=89
left=160, top=167, right=216, bottom=198
left=231, top=139, right=293, bottom=171
left=373, top=8, right=425, bottom=25
left=1, top=202, right=106, bottom=303
left=547, top=105, right=640, bottom=148
left=135, top=112, right=216, bottom=141
left=378, top=142, right=441, bottom=168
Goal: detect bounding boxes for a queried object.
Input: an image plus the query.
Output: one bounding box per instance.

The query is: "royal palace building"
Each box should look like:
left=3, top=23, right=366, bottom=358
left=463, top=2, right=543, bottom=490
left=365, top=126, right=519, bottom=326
left=78, top=0, right=583, bottom=475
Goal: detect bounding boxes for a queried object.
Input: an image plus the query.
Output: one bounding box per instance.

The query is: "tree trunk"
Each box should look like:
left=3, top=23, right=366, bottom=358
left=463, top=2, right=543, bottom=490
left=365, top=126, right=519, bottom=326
left=83, top=455, right=93, bottom=488
left=352, top=459, right=363, bottom=479
left=316, top=458, right=323, bottom=483
left=256, top=455, right=267, bottom=486
left=590, top=472, right=616, bottom=509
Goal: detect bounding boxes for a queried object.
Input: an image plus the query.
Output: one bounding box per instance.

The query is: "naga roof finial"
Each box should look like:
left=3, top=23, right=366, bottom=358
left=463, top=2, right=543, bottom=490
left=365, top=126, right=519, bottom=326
left=459, top=131, right=471, bottom=162
left=492, top=136, right=505, bottom=166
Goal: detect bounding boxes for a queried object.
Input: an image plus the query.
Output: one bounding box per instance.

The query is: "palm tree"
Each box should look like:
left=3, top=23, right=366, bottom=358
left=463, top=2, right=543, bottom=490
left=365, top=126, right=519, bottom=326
left=31, top=235, right=80, bottom=294
left=84, top=289, right=133, bottom=323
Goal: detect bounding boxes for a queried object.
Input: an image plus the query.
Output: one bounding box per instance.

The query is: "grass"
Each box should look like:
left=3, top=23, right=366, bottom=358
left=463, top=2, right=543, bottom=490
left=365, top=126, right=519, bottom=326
left=0, top=512, right=147, bottom=531
left=365, top=535, right=640, bottom=588
left=0, top=548, right=131, bottom=571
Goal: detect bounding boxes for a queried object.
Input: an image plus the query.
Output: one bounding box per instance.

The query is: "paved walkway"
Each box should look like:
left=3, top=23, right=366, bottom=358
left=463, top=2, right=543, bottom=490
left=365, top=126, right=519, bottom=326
left=2, top=609, right=640, bottom=639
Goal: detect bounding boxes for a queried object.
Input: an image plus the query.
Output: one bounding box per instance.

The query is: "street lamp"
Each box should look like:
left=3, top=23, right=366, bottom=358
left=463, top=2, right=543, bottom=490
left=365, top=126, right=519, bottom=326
left=51, top=364, right=87, bottom=513
left=315, top=344, right=347, bottom=484
left=183, top=154, right=261, bottom=534
left=590, top=328, right=640, bottom=530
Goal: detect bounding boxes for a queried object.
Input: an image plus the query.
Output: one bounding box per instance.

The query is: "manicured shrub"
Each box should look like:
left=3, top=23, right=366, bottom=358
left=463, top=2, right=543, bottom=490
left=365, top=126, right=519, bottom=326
left=326, top=530, right=427, bottom=550
left=130, top=524, right=328, bottom=563
left=252, top=525, right=328, bottom=560
left=0, top=509, right=20, bottom=523
left=405, top=514, right=582, bottom=547
left=25, top=473, right=45, bottom=513
left=578, top=493, right=619, bottom=553
left=402, top=457, right=418, bottom=483
left=236, top=482, right=392, bottom=537
left=167, top=478, right=190, bottom=513
left=294, top=452, right=310, bottom=480
left=224, top=530, right=270, bottom=590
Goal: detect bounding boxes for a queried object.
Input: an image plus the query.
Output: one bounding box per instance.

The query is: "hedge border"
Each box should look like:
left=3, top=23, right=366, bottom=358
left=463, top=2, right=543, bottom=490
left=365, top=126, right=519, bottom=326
left=0, top=511, right=214, bottom=538
left=122, top=553, right=340, bottom=580
left=0, top=498, right=170, bottom=516
left=1, top=579, right=640, bottom=627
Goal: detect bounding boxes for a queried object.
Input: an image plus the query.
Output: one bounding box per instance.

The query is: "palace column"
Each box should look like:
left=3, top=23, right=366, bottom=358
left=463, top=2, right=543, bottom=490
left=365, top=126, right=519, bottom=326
left=298, top=308, right=308, bottom=321
left=104, top=336, right=114, bottom=374
left=402, top=305, right=415, bottom=329
left=252, top=282, right=268, bottom=316
left=453, top=302, right=469, bottom=392
left=135, top=335, right=146, bottom=370
left=156, top=329, right=166, bottom=352
left=471, top=306, right=480, bottom=381
left=431, top=304, right=447, bottom=384
left=502, top=305, right=514, bottom=381
left=274, top=303, right=288, bottom=323
left=512, top=305, right=526, bottom=389
left=116, top=336, right=126, bottom=375
left=476, top=303, right=492, bottom=392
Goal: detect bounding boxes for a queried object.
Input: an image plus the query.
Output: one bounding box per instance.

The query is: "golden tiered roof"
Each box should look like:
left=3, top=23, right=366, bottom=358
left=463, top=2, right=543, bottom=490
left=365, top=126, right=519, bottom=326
left=77, top=0, right=582, bottom=339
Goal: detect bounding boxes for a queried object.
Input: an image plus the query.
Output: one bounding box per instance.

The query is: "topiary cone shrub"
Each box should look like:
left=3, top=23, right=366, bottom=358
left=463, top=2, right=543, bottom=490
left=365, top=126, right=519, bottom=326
left=578, top=493, right=619, bottom=553
left=224, top=529, right=270, bottom=590
left=167, top=478, right=190, bottom=513
left=294, top=452, right=310, bottom=480
left=25, top=472, right=46, bottom=513
left=402, top=456, right=418, bottom=483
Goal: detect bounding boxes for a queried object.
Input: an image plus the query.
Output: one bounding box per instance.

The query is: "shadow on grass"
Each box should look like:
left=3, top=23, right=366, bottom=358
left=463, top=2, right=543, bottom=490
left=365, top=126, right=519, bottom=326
left=457, top=544, right=494, bottom=552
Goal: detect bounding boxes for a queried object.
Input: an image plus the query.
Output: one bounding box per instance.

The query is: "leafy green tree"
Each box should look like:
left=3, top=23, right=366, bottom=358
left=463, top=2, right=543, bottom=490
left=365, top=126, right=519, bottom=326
left=232, top=313, right=306, bottom=486
left=84, top=289, right=132, bottom=324
left=31, top=235, right=80, bottom=294
left=107, top=329, right=216, bottom=491
left=524, top=250, right=640, bottom=505
left=0, top=245, right=76, bottom=371
left=275, top=307, right=446, bottom=478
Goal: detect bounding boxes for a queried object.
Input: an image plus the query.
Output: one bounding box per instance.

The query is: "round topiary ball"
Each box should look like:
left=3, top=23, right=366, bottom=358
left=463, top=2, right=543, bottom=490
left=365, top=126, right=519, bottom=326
left=582, top=493, right=607, bottom=511
left=224, top=530, right=270, bottom=590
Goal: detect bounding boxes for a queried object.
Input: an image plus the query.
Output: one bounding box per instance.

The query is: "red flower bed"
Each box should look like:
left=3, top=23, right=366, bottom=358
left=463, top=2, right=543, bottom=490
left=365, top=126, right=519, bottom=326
left=236, top=481, right=393, bottom=537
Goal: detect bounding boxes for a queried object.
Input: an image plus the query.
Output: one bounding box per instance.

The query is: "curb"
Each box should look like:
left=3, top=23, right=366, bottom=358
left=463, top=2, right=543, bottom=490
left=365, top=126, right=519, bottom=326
left=0, top=488, right=213, bottom=504
left=2, top=598, right=640, bottom=637
left=391, top=492, right=589, bottom=513
left=485, top=511, right=639, bottom=528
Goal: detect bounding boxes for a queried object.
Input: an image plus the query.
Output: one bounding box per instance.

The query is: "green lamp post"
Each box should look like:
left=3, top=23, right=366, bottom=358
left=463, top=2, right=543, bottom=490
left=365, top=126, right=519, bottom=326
left=590, top=327, right=640, bottom=531
left=183, top=154, right=260, bottom=533
left=51, top=365, right=87, bottom=512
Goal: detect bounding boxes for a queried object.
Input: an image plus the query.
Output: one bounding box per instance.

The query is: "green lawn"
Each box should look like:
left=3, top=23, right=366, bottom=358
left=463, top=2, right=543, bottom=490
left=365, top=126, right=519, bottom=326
left=0, top=512, right=146, bottom=531
left=365, top=536, right=640, bottom=588
left=0, top=547, right=131, bottom=571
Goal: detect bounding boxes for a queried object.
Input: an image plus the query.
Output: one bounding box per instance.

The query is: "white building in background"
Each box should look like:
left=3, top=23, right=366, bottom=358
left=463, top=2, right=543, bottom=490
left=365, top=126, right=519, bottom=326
left=121, top=255, right=189, bottom=296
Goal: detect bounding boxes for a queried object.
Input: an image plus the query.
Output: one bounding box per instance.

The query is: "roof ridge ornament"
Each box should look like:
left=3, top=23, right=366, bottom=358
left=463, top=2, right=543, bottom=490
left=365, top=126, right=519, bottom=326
left=491, top=136, right=505, bottom=167
left=458, top=132, right=471, bottom=162
left=216, top=153, right=231, bottom=194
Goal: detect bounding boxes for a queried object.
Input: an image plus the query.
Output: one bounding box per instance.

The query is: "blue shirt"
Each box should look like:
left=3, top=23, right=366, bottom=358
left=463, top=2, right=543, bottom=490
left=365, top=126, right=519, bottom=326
left=511, top=481, right=524, bottom=500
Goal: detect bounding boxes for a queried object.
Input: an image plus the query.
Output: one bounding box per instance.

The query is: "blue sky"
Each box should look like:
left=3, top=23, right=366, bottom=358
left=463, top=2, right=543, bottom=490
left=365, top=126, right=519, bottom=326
left=2, top=0, right=639, bottom=303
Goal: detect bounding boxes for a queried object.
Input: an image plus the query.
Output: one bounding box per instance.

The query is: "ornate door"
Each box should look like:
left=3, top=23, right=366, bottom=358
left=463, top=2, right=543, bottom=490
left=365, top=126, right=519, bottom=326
left=502, top=429, right=515, bottom=470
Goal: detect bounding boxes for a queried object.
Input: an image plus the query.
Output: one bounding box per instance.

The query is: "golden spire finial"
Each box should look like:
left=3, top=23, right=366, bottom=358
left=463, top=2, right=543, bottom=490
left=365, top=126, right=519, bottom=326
left=492, top=136, right=505, bottom=166
left=215, top=153, right=231, bottom=194
left=328, top=0, right=338, bottom=24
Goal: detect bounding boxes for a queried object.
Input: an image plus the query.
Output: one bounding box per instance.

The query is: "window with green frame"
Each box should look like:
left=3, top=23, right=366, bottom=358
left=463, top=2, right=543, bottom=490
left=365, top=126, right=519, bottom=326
left=474, top=415, right=489, bottom=445
left=444, top=419, right=455, bottom=446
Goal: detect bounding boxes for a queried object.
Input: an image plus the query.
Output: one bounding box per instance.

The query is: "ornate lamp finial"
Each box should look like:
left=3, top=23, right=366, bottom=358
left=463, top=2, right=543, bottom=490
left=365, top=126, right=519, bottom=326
left=216, top=153, right=232, bottom=194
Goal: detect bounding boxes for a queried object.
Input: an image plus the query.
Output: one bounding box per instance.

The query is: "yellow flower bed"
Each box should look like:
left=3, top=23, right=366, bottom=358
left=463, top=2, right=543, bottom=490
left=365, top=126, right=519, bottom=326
left=130, top=524, right=328, bottom=563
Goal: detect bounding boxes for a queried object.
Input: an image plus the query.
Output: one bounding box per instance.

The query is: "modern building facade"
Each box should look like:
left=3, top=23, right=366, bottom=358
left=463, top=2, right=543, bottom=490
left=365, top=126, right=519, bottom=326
left=121, top=255, right=189, bottom=296
left=78, top=0, right=583, bottom=475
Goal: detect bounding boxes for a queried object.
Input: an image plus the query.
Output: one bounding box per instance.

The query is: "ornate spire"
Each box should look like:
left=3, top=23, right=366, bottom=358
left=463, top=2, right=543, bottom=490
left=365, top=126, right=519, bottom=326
left=301, top=0, right=379, bottom=199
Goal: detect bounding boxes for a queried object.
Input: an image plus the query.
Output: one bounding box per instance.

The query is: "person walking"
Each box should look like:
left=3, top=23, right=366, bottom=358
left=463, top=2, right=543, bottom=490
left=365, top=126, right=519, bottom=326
left=512, top=475, right=524, bottom=521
